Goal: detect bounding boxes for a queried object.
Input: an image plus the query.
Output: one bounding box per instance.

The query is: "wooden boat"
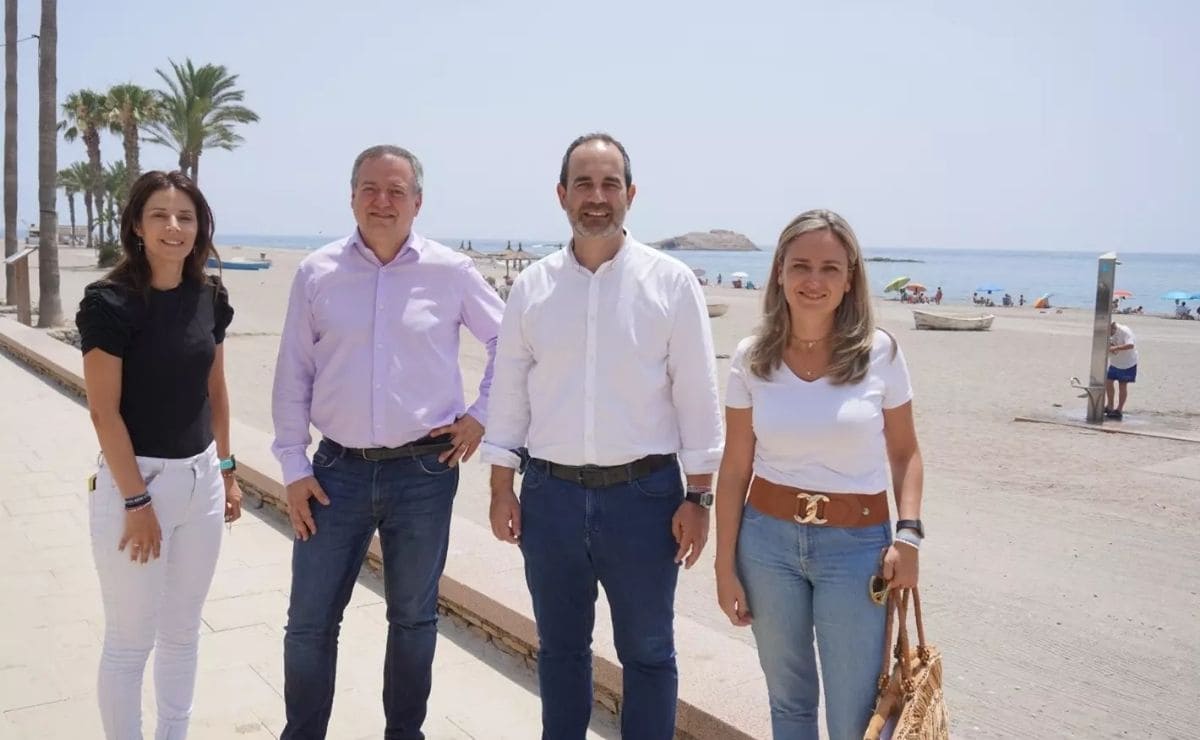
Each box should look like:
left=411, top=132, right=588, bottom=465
left=206, top=257, right=271, bottom=271
left=912, top=310, right=993, bottom=331
left=707, top=303, right=729, bottom=318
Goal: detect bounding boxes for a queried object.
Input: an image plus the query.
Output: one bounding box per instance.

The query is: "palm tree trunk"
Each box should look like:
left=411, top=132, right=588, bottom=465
left=83, top=190, right=93, bottom=249
left=178, top=150, right=188, bottom=178
left=35, top=0, right=59, bottom=326
left=84, top=128, right=102, bottom=225
left=4, top=0, right=17, bottom=304
left=123, top=122, right=137, bottom=197
left=106, top=194, right=114, bottom=242
left=66, top=192, right=75, bottom=244
left=190, top=152, right=200, bottom=185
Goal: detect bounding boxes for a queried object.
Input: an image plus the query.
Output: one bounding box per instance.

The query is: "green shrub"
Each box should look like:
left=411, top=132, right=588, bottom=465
left=97, top=240, right=121, bottom=268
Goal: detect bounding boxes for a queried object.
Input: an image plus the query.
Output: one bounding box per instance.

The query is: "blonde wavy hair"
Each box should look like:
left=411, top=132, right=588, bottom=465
left=749, top=208, right=886, bottom=384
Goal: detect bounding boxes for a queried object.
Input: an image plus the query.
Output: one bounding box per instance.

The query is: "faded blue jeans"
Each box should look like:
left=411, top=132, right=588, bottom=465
left=519, top=457, right=684, bottom=740
left=282, top=440, right=458, bottom=740
left=737, top=503, right=891, bottom=740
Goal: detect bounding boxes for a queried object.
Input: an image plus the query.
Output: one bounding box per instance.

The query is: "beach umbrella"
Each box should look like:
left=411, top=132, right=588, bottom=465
left=1113, top=290, right=1133, bottom=299
left=1161, top=290, right=1191, bottom=301
left=906, top=282, right=927, bottom=293
left=1033, top=293, right=1053, bottom=309
left=975, top=282, right=1004, bottom=293
left=730, top=271, right=750, bottom=280
left=692, top=267, right=707, bottom=277
left=883, top=276, right=910, bottom=293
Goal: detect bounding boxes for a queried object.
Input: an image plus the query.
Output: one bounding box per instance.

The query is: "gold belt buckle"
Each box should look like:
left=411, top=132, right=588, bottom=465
left=793, top=492, right=830, bottom=524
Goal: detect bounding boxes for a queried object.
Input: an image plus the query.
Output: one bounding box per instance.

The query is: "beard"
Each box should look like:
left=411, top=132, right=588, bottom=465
left=568, top=208, right=624, bottom=239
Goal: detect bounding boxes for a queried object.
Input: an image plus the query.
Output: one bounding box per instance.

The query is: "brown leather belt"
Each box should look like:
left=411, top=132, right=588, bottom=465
left=748, top=477, right=889, bottom=528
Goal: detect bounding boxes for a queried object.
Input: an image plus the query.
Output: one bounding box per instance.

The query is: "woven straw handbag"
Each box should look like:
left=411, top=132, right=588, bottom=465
left=863, top=588, right=950, bottom=739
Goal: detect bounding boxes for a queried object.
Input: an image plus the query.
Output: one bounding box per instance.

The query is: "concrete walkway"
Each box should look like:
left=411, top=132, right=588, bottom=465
left=0, top=352, right=616, bottom=739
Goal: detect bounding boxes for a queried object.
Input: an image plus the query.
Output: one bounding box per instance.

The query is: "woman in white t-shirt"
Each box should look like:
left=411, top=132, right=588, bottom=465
left=714, top=209, right=926, bottom=740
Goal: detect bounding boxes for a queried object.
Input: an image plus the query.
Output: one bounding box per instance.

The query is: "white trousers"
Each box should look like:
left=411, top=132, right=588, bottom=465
left=89, top=442, right=225, bottom=740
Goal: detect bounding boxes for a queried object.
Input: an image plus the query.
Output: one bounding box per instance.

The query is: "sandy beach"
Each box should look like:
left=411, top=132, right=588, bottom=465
left=17, top=242, right=1200, bottom=737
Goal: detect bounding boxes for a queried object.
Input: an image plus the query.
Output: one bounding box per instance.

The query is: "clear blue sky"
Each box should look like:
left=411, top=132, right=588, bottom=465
left=6, top=0, right=1198, bottom=251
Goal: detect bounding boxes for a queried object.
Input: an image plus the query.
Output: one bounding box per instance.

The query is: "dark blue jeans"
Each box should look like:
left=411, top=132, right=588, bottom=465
left=519, top=457, right=683, bottom=740
left=282, top=440, right=458, bottom=740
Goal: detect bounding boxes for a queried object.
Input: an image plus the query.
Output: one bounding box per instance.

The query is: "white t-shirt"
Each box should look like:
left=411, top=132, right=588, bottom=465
left=726, top=329, right=913, bottom=494
left=1109, top=324, right=1138, bottom=369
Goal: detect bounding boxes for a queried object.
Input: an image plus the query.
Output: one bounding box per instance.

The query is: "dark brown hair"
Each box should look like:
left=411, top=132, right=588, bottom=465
left=559, top=132, right=632, bottom=188
left=107, top=170, right=219, bottom=291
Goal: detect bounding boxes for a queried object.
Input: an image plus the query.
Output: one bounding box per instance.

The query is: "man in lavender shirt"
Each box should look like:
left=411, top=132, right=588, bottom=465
left=271, top=145, right=504, bottom=739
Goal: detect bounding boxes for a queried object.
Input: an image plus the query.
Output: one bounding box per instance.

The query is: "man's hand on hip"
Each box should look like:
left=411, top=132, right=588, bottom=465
left=432, top=414, right=484, bottom=467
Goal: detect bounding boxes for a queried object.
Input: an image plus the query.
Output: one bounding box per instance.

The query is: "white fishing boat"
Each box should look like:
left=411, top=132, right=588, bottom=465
left=707, top=302, right=729, bottom=318
left=912, top=310, right=994, bottom=331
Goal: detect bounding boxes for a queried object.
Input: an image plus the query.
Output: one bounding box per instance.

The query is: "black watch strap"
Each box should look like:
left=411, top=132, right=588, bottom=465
left=685, top=491, right=714, bottom=509
left=895, top=519, right=924, bottom=538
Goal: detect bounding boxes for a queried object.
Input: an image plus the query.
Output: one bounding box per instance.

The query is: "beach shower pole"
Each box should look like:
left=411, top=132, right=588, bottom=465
left=1086, top=252, right=1118, bottom=423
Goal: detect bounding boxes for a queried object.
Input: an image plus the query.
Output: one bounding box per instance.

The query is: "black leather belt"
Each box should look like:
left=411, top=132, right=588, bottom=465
left=324, top=434, right=455, bottom=462
left=534, top=453, right=677, bottom=489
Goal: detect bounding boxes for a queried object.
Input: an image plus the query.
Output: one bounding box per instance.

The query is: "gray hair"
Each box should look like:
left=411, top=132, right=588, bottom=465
left=351, top=145, right=424, bottom=193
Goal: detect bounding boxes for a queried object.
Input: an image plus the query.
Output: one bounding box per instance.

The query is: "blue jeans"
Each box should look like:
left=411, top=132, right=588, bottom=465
left=519, top=458, right=684, bottom=740
left=736, top=503, right=891, bottom=740
left=282, top=440, right=459, bottom=740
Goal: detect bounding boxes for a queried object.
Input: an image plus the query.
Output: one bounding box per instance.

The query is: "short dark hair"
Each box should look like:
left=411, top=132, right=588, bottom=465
left=110, top=170, right=218, bottom=291
left=559, top=132, right=632, bottom=188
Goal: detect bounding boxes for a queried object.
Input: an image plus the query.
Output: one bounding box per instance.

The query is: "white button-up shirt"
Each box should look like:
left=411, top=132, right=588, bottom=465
left=481, top=235, right=723, bottom=474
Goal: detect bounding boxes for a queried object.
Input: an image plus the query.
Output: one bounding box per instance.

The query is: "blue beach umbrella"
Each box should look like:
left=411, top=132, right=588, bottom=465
left=1162, top=291, right=1192, bottom=301
left=975, top=282, right=1004, bottom=293
left=1190, top=292, right=1200, bottom=300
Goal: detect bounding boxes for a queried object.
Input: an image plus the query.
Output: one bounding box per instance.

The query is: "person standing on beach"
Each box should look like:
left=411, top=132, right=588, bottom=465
left=483, top=133, right=723, bottom=739
left=77, top=171, right=240, bottom=739
left=1105, top=320, right=1138, bottom=420
left=713, top=209, right=925, bottom=739
left=933, top=286, right=942, bottom=305
left=272, top=145, right=504, bottom=739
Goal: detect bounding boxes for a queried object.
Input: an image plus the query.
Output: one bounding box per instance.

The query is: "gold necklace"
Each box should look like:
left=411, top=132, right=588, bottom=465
left=791, top=334, right=830, bottom=352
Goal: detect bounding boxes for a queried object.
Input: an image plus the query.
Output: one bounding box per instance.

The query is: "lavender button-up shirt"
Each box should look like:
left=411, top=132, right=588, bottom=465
left=271, top=231, right=504, bottom=485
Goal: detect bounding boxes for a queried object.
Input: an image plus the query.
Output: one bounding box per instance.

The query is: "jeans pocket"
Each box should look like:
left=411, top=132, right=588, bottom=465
left=632, top=462, right=683, bottom=499
left=520, top=460, right=548, bottom=492
left=312, top=446, right=339, bottom=470
left=416, top=453, right=454, bottom=476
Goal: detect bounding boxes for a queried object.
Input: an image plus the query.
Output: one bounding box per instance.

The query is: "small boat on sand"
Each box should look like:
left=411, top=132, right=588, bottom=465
left=912, top=310, right=993, bottom=331
left=707, top=303, right=729, bottom=318
left=207, top=257, right=271, bottom=271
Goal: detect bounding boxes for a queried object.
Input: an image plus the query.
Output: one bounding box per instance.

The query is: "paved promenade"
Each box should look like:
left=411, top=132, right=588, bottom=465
left=0, top=352, right=616, bottom=739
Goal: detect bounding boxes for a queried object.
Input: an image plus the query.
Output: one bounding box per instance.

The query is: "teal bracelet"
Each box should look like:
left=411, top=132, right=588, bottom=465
left=219, top=455, right=236, bottom=471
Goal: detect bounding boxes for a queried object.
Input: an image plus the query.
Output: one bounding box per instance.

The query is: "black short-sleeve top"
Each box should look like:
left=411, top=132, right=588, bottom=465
left=76, top=275, right=234, bottom=459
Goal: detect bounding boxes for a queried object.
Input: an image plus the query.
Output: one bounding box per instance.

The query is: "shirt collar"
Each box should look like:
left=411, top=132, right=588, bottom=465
left=565, top=231, right=635, bottom=274
left=349, top=228, right=420, bottom=267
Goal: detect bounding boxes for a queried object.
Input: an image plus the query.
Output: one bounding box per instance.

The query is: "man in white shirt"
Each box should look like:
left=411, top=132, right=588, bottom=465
left=481, top=133, right=723, bottom=739
left=1105, top=321, right=1138, bottom=420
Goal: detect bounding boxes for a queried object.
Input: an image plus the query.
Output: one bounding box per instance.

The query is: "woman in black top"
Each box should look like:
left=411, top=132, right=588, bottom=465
left=76, top=170, right=239, bottom=739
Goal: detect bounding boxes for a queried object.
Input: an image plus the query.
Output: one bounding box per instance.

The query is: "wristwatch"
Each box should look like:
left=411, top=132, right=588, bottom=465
left=895, top=519, right=924, bottom=538
left=685, top=490, right=714, bottom=509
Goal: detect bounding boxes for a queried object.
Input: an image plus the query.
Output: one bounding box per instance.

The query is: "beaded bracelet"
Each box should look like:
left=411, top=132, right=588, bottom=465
left=124, top=492, right=152, bottom=511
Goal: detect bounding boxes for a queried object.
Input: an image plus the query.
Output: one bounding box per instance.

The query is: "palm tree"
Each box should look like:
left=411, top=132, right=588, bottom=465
left=57, top=165, right=78, bottom=245
left=4, top=0, right=17, bottom=304
left=61, top=161, right=94, bottom=247
left=143, top=59, right=258, bottom=184
left=106, top=83, right=158, bottom=194
left=101, top=160, right=126, bottom=242
left=36, top=0, right=60, bottom=326
left=59, top=88, right=105, bottom=228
